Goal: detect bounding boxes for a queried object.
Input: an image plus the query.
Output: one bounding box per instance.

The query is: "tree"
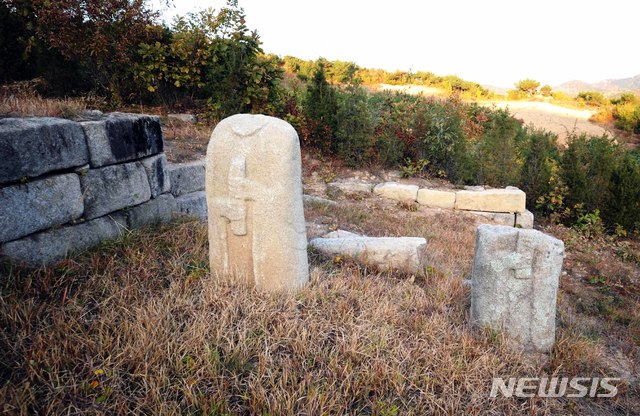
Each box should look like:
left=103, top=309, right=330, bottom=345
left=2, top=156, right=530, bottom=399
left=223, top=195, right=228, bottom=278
left=515, top=79, right=540, bottom=97
left=34, top=0, right=162, bottom=101
left=540, top=84, right=552, bottom=97
left=304, top=64, right=338, bottom=151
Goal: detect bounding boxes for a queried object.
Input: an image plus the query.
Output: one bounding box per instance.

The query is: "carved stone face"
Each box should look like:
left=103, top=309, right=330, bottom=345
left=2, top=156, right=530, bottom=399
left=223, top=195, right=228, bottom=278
left=206, top=114, right=309, bottom=292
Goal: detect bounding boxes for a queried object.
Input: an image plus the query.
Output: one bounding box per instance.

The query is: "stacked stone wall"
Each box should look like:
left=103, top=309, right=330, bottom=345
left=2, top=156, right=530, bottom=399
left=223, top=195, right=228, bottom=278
left=0, top=113, right=206, bottom=267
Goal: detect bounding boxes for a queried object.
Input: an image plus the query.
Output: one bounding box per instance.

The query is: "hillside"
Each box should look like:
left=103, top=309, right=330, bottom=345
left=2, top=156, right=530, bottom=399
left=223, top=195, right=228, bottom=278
left=555, top=74, right=640, bottom=96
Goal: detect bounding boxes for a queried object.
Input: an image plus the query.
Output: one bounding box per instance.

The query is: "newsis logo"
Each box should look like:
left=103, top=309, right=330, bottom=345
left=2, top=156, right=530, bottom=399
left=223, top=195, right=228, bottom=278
left=490, top=377, right=620, bottom=398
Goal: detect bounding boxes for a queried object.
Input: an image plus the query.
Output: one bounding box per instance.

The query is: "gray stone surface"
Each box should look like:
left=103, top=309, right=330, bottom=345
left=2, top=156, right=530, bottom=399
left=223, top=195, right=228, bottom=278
left=373, top=182, right=419, bottom=202
left=327, top=180, right=373, bottom=195
left=167, top=113, right=197, bottom=124
left=126, top=194, right=177, bottom=229
left=0, top=117, right=88, bottom=184
left=309, top=236, right=427, bottom=274
left=515, top=209, right=534, bottom=229
left=169, top=160, right=205, bottom=196
left=176, top=191, right=207, bottom=220
left=1, top=213, right=127, bottom=267
left=470, top=224, right=564, bottom=353
left=303, top=194, right=337, bottom=207
left=81, top=161, right=151, bottom=219
left=140, top=154, right=170, bottom=198
left=81, top=113, right=163, bottom=168
left=0, top=174, right=84, bottom=243
left=323, top=229, right=362, bottom=238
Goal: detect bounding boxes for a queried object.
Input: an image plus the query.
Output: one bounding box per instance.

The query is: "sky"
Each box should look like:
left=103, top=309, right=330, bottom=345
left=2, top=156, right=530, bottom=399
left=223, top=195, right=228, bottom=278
left=153, top=0, right=639, bottom=88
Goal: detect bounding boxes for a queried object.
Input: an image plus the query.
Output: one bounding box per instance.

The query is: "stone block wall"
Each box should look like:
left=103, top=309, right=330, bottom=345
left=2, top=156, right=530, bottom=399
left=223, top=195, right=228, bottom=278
left=0, top=113, right=207, bottom=267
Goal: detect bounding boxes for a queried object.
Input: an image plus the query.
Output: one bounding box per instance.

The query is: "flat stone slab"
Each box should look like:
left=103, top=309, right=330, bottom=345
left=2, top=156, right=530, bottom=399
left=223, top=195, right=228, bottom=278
left=323, top=229, right=362, bottom=238
left=373, top=182, right=419, bottom=202
left=81, top=112, right=163, bottom=168
left=309, top=236, right=427, bottom=274
left=303, top=194, right=337, bottom=207
left=169, top=160, right=205, bottom=197
left=0, top=173, right=84, bottom=243
left=417, top=188, right=456, bottom=209
left=454, top=188, right=526, bottom=213
left=176, top=191, right=207, bottom=220
left=0, top=117, right=88, bottom=184
left=471, top=225, right=564, bottom=352
left=140, top=154, right=171, bottom=198
left=327, top=180, right=373, bottom=195
left=80, top=161, right=151, bottom=219
left=1, top=213, right=127, bottom=267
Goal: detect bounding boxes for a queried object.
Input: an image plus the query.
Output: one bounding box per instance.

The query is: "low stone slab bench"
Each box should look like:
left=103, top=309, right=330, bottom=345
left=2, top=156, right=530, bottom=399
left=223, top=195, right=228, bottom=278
left=372, top=182, right=533, bottom=228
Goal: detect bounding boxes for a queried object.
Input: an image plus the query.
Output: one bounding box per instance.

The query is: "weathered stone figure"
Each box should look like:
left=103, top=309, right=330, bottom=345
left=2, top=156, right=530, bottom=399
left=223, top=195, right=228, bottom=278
left=471, top=224, right=564, bottom=353
left=206, top=114, right=309, bottom=291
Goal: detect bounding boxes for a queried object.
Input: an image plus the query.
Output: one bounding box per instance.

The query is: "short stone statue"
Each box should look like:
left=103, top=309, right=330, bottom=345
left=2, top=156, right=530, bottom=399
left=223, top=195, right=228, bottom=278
left=206, top=114, right=309, bottom=291
left=471, top=224, right=564, bottom=352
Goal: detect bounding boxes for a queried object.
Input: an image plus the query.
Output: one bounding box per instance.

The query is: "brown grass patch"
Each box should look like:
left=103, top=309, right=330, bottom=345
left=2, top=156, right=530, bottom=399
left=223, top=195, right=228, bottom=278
left=1, top=218, right=637, bottom=414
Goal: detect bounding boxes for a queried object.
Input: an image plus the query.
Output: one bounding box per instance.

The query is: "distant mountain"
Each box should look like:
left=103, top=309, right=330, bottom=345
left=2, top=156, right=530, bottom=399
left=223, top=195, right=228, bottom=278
left=555, top=74, right=640, bottom=96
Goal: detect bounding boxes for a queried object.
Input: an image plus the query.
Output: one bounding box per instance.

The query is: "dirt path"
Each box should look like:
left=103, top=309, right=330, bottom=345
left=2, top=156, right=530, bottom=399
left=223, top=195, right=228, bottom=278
left=376, top=84, right=612, bottom=145
left=485, top=100, right=612, bottom=144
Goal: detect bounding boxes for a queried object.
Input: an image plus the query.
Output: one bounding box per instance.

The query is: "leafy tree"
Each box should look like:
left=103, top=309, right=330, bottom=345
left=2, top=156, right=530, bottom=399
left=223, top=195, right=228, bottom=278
left=34, top=0, right=162, bottom=102
left=540, top=84, right=552, bottom=97
left=135, top=2, right=283, bottom=116
left=515, top=78, right=540, bottom=96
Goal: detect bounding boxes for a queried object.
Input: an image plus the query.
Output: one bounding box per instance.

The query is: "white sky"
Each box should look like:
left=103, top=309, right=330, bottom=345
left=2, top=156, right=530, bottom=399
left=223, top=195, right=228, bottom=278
left=154, top=0, right=639, bottom=88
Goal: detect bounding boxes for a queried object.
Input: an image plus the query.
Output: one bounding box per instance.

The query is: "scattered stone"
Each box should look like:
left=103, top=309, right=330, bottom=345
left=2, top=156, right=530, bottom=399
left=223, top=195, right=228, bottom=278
left=417, top=188, right=456, bottom=209
left=81, top=161, right=151, bottom=219
left=0, top=174, right=84, bottom=243
left=373, top=182, right=419, bottom=202
left=1, top=213, right=127, bottom=267
left=470, top=224, right=564, bottom=353
left=454, top=188, right=526, bottom=213
left=167, top=113, right=197, bottom=124
left=169, top=160, right=206, bottom=197
left=309, top=236, right=427, bottom=274
left=206, top=114, right=309, bottom=292
left=303, top=194, right=337, bottom=207
left=81, top=112, right=163, bottom=168
left=323, top=229, right=362, bottom=238
left=140, top=154, right=171, bottom=198
left=327, top=180, right=373, bottom=195
left=175, top=191, right=207, bottom=220
left=126, top=194, right=177, bottom=229
left=464, top=185, right=485, bottom=191
left=0, top=117, right=88, bottom=184
left=516, top=209, right=534, bottom=229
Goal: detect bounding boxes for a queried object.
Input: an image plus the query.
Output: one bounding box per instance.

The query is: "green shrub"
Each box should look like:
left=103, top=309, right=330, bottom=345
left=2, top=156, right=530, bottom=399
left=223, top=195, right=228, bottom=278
left=606, top=153, right=640, bottom=231
left=612, top=102, right=640, bottom=133
left=303, top=64, right=338, bottom=152
left=335, top=85, right=375, bottom=167
left=518, top=128, right=559, bottom=207
left=474, top=108, right=524, bottom=186
left=413, top=99, right=466, bottom=178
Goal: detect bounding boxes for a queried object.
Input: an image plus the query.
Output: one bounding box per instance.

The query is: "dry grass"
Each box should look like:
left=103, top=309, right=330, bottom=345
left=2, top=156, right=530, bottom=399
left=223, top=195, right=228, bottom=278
left=0, top=79, right=98, bottom=119
left=1, top=216, right=637, bottom=415
left=161, top=119, right=212, bottom=163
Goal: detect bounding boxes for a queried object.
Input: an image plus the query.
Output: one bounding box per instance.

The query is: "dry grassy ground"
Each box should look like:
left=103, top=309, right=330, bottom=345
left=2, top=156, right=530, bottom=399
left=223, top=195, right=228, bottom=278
left=2, top=151, right=639, bottom=414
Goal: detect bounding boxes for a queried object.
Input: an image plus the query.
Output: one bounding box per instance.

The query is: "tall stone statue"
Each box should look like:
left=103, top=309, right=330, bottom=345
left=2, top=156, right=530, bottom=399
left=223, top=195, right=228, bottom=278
left=471, top=224, right=564, bottom=353
left=206, top=114, right=309, bottom=292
